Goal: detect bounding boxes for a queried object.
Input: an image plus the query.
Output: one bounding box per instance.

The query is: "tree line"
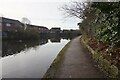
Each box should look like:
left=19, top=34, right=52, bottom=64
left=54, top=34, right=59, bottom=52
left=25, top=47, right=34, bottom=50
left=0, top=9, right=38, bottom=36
left=62, top=1, right=120, bottom=49
left=61, top=1, right=120, bottom=74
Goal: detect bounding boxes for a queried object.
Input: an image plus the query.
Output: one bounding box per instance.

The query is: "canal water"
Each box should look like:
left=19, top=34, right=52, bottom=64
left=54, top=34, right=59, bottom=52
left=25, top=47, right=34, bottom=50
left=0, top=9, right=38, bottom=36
left=1, top=36, right=71, bottom=78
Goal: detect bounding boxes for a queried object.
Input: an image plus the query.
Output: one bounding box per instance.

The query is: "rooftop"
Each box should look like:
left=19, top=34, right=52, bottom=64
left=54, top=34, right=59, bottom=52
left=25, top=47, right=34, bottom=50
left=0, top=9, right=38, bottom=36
left=0, top=17, right=21, bottom=24
left=27, top=24, right=48, bottom=29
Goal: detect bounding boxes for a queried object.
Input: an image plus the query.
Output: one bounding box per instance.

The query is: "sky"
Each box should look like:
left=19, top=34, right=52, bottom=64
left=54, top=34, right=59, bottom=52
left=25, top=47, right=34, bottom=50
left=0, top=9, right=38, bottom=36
left=0, top=0, right=83, bottom=30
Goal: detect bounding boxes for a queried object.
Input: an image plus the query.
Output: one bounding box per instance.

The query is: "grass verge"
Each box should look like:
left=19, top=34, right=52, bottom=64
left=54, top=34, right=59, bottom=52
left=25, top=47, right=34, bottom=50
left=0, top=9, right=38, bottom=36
left=80, top=35, right=119, bottom=78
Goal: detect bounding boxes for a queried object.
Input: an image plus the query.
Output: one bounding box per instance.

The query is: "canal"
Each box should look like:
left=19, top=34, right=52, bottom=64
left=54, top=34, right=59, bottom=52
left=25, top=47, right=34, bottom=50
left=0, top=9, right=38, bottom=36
left=1, top=36, right=72, bottom=78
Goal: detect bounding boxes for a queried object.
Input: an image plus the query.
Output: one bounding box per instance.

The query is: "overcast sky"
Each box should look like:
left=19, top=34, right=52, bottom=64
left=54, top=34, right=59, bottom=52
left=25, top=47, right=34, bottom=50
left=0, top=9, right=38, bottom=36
left=0, top=0, right=83, bottom=30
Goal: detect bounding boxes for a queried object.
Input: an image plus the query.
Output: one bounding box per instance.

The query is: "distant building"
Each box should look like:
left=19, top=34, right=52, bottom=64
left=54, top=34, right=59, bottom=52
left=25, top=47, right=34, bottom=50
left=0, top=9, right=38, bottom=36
left=50, top=27, right=61, bottom=34
left=28, top=24, right=49, bottom=34
left=38, top=26, right=49, bottom=34
left=0, top=17, right=22, bottom=32
left=0, top=17, right=23, bottom=37
left=0, top=17, right=50, bottom=38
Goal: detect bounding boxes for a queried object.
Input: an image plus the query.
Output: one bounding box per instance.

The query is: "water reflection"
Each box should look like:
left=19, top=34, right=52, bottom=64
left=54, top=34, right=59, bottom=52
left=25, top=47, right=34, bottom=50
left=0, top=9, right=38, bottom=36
left=2, top=39, right=48, bottom=57
left=2, top=35, right=77, bottom=57
left=2, top=36, right=72, bottom=78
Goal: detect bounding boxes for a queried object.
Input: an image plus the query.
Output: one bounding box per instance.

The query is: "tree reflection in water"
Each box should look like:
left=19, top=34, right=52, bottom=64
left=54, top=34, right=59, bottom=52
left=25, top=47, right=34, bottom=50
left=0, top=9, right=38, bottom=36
left=2, top=34, right=79, bottom=57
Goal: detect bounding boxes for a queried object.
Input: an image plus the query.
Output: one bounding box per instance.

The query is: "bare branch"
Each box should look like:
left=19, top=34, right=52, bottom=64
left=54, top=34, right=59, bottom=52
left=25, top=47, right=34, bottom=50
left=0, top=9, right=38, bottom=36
left=61, top=1, right=88, bottom=19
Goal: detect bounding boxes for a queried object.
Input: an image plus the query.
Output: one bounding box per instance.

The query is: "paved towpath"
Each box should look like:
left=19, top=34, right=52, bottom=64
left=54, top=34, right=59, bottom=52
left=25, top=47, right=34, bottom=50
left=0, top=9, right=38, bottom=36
left=55, top=36, right=105, bottom=78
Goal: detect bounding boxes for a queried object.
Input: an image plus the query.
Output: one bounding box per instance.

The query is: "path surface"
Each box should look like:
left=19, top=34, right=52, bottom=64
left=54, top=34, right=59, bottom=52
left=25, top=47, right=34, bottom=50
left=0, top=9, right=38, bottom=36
left=55, top=36, right=105, bottom=78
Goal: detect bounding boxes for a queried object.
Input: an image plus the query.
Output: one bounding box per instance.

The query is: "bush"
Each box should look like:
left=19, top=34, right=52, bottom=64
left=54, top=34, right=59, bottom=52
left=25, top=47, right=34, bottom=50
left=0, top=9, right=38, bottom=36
left=4, top=27, right=40, bottom=40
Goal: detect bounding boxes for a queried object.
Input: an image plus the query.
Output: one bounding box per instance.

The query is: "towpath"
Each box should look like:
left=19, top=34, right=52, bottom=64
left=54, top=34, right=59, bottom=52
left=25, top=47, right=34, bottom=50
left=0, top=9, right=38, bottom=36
left=55, top=36, right=105, bottom=78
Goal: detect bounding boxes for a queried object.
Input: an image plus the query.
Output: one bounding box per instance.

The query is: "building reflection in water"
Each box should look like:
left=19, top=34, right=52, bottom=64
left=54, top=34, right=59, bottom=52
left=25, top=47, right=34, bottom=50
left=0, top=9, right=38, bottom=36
left=2, top=39, right=48, bottom=57
left=2, top=34, right=79, bottom=57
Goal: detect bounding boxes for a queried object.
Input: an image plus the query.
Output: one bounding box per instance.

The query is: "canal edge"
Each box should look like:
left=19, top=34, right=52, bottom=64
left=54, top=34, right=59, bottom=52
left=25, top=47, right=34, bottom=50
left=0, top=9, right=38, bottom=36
left=42, top=40, right=72, bottom=78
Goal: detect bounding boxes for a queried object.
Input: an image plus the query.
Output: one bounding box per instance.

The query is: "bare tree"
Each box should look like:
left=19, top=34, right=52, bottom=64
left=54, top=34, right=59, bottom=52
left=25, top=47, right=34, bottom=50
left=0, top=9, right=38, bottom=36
left=21, top=17, right=31, bottom=30
left=61, top=1, right=89, bottom=20
left=21, top=17, right=31, bottom=25
left=61, top=1, right=97, bottom=37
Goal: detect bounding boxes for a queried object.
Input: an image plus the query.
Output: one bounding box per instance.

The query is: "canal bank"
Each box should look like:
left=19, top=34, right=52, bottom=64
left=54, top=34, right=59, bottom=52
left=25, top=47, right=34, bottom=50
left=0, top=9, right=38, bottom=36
left=43, top=36, right=105, bottom=78
left=43, top=40, right=72, bottom=78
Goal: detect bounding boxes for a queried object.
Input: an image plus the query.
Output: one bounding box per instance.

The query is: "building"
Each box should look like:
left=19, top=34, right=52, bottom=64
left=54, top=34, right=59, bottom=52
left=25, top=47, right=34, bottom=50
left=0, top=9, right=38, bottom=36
left=0, top=17, right=23, bottom=37
left=28, top=24, right=49, bottom=34
left=0, top=17, right=22, bottom=32
left=50, top=27, right=61, bottom=34
left=0, top=17, right=50, bottom=38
